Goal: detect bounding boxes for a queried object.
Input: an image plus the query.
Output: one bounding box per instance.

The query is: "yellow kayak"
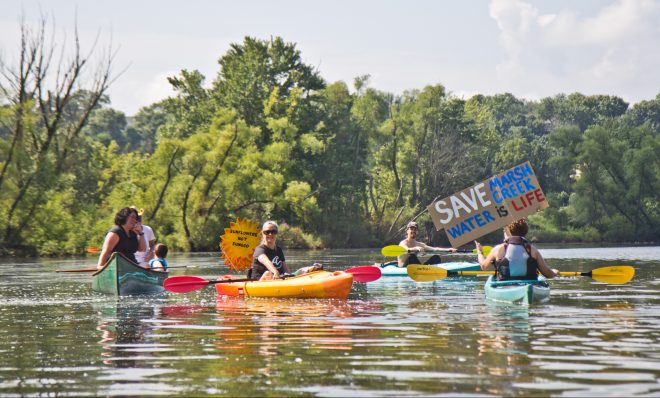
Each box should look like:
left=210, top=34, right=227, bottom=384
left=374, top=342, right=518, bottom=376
left=215, top=270, right=353, bottom=299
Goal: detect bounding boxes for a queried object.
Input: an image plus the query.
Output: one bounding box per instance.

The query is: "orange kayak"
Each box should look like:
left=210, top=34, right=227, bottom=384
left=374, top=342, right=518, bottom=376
left=215, top=270, right=353, bottom=299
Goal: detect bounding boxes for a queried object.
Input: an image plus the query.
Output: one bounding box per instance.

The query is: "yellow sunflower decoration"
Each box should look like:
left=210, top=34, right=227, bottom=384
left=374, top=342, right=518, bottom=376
left=220, top=218, right=261, bottom=272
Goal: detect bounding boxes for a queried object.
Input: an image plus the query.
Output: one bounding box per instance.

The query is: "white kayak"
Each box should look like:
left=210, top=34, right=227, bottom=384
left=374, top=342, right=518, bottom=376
left=379, top=261, right=481, bottom=277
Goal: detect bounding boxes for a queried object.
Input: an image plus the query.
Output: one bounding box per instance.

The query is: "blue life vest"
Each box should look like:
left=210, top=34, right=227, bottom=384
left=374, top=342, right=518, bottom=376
left=149, top=258, right=168, bottom=271
left=495, top=236, right=539, bottom=281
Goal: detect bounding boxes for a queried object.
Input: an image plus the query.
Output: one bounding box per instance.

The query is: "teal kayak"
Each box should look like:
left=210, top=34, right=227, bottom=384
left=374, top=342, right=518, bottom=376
left=484, top=275, right=549, bottom=305
left=92, top=252, right=168, bottom=295
left=379, top=261, right=480, bottom=277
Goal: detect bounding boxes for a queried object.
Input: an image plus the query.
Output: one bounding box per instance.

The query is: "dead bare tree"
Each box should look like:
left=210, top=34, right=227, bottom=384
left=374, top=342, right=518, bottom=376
left=0, top=13, right=118, bottom=245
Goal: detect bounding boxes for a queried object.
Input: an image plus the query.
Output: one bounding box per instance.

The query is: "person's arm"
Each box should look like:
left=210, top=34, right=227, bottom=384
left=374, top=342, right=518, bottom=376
left=475, top=241, right=498, bottom=271
left=145, top=226, right=156, bottom=261
left=420, top=242, right=456, bottom=253
left=531, top=247, right=557, bottom=278
left=134, top=223, right=146, bottom=252
left=397, top=240, right=418, bottom=266
left=257, top=253, right=281, bottom=279
left=97, top=232, right=119, bottom=269
left=146, top=239, right=156, bottom=261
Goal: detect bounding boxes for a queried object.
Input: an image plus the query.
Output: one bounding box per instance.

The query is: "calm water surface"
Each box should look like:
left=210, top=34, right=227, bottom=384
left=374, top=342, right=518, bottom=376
left=0, top=247, right=658, bottom=396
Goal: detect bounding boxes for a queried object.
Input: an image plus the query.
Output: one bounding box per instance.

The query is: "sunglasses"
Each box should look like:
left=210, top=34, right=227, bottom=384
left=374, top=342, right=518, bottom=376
left=263, top=230, right=278, bottom=235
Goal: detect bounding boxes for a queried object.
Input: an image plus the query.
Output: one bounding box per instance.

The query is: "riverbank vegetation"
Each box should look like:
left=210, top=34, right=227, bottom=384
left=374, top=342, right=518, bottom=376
left=1, top=19, right=658, bottom=255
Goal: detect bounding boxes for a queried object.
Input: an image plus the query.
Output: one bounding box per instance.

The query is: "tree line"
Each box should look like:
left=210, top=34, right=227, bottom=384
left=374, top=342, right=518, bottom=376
left=1, top=19, right=658, bottom=255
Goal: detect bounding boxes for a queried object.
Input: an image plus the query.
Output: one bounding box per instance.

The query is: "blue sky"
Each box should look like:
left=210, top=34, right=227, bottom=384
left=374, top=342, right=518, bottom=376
left=2, top=0, right=659, bottom=115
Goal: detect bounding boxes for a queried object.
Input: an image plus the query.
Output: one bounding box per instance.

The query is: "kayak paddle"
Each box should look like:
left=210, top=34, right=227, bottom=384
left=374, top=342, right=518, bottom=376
left=407, top=265, right=490, bottom=282
left=345, top=265, right=381, bottom=282
left=381, top=244, right=492, bottom=257
left=56, top=265, right=188, bottom=272
left=164, top=275, right=256, bottom=293
left=407, top=264, right=635, bottom=284
left=165, top=266, right=379, bottom=293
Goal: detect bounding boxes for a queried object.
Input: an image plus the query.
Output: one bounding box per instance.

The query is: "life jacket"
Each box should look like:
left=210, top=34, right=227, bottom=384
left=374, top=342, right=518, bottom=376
left=494, top=236, right=539, bottom=281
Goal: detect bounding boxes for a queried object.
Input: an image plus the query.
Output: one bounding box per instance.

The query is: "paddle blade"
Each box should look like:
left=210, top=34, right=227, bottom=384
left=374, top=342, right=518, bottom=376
left=163, top=275, right=210, bottom=293
left=472, top=246, right=493, bottom=256
left=590, top=265, right=635, bottom=284
left=557, top=265, right=635, bottom=284
left=345, top=266, right=381, bottom=282
left=406, top=264, right=448, bottom=282
left=381, top=245, right=407, bottom=257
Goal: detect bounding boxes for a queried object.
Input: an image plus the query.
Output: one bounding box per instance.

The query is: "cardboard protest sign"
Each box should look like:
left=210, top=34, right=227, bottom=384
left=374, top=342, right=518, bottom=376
left=427, top=161, right=548, bottom=247
left=220, top=218, right=261, bottom=272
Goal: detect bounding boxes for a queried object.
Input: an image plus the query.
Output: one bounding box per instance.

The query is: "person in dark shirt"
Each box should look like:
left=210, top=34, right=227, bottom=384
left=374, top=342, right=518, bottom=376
left=97, top=207, right=146, bottom=269
left=250, top=221, right=290, bottom=280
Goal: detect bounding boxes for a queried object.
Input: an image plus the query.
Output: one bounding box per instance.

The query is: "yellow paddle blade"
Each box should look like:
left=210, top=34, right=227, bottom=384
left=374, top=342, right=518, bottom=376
left=381, top=245, right=407, bottom=257
left=590, top=265, right=635, bottom=284
left=406, top=264, right=449, bottom=282
left=477, top=246, right=493, bottom=256
left=558, top=265, right=635, bottom=285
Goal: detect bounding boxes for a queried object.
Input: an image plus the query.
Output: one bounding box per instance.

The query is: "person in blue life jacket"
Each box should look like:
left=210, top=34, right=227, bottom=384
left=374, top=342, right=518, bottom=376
left=474, top=218, right=557, bottom=281
left=249, top=221, right=291, bottom=281
left=148, top=243, right=168, bottom=271
left=97, top=207, right=146, bottom=269
left=398, top=221, right=457, bottom=267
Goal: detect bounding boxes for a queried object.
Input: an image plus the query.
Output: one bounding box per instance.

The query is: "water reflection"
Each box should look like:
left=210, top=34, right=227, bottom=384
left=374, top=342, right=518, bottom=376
left=95, top=300, right=163, bottom=367
left=0, top=247, right=658, bottom=397
left=214, top=297, right=356, bottom=363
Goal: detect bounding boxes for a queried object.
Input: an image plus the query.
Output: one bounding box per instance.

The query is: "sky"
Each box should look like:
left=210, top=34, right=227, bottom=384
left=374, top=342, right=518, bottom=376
left=1, top=0, right=659, bottom=116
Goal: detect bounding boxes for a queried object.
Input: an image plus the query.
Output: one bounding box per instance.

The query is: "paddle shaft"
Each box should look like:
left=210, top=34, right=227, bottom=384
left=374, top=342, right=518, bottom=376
left=407, top=264, right=634, bottom=284
left=56, top=265, right=188, bottom=272
left=166, top=277, right=255, bottom=288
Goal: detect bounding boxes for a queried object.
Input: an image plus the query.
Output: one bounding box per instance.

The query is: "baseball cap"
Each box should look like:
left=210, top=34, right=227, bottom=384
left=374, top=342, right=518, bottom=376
left=262, top=220, right=279, bottom=231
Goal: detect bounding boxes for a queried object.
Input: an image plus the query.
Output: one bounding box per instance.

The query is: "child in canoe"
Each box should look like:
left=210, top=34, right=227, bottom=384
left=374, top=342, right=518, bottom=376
left=148, top=243, right=169, bottom=271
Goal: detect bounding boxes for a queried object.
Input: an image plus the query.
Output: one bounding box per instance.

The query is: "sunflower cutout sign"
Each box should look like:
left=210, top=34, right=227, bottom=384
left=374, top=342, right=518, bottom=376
left=220, top=218, right=261, bottom=272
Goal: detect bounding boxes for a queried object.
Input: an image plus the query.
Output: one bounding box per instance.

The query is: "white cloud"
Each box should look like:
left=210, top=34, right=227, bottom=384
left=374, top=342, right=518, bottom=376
left=488, top=0, right=660, bottom=102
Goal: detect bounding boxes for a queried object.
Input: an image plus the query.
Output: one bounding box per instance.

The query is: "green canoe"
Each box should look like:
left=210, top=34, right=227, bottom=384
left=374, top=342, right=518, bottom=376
left=92, top=252, right=168, bottom=295
left=484, top=275, right=550, bottom=305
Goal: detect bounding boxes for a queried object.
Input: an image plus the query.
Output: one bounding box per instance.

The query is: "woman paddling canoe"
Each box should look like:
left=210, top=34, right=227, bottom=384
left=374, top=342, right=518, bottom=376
left=97, top=207, right=146, bottom=269
left=474, top=218, right=557, bottom=280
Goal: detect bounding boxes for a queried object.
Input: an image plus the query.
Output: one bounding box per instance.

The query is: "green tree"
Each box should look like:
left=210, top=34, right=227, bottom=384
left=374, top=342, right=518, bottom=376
left=0, top=15, right=114, bottom=251
left=212, top=36, right=325, bottom=133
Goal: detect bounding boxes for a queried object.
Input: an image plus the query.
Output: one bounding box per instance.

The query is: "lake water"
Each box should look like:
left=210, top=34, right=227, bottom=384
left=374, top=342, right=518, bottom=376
left=0, top=247, right=658, bottom=396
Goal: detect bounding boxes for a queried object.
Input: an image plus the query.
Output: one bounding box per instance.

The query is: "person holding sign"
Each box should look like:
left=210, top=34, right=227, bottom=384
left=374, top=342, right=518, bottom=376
left=474, top=218, right=557, bottom=280
left=398, top=221, right=457, bottom=267
left=250, top=221, right=291, bottom=280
